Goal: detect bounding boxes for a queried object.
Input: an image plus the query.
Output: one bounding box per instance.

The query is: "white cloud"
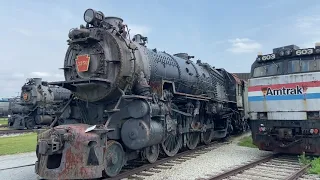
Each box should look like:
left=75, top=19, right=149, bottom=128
left=127, top=24, right=151, bottom=36
left=227, top=38, right=262, bottom=53
left=0, top=71, right=65, bottom=97
left=30, top=72, right=51, bottom=77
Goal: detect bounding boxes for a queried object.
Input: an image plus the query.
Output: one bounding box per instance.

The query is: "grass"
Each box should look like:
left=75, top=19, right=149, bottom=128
left=298, top=152, right=320, bottom=175
left=0, top=118, right=7, bottom=125
left=0, top=133, right=37, bottom=155
left=237, top=135, right=257, bottom=148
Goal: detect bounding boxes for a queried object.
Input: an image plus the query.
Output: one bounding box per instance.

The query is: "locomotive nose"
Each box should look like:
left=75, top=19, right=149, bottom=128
left=62, top=28, right=129, bottom=102
left=53, top=13, right=137, bottom=102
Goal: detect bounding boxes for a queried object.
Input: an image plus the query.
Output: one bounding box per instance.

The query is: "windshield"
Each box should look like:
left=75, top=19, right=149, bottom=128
left=288, top=58, right=320, bottom=73
left=253, top=62, right=283, bottom=77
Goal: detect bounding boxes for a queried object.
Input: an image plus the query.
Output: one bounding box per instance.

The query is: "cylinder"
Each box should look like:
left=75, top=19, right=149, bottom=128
left=35, top=115, right=53, bottom=125
left=104, top=17, right=123, bottom=31
left=120, top=119, right=164, bottom=150
left=126, top=100, right=150, bottom=119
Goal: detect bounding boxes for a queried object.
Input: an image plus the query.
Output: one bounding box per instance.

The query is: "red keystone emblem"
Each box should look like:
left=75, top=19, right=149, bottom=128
left=76, top=54, right=90, bottom=72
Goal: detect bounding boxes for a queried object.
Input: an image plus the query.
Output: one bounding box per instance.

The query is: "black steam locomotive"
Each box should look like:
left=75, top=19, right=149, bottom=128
left=8, top=78, right=72, bottom=129
left=35, top=9, right=249, bottom=179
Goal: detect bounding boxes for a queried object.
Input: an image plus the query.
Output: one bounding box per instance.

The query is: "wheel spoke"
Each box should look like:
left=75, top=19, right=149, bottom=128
left=186, top=132, right=200, bottom=150
left=144, top=144, right=159, bottom=163
left=104, top=141, right=125, bottom=177
left=202, top=129, right=213, bottom=145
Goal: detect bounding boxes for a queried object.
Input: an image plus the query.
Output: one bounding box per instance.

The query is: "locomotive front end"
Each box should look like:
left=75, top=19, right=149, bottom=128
left=54, top=9, right=146, bottom=102
left=20, top=78, right=43, bottom=106
left=35, top=124, right=106, bottom=179
left=249, top=44, right=320, bottom=155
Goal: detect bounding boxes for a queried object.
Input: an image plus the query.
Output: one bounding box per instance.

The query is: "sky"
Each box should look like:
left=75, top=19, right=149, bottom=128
left=1, top=0, right=320, bottom=97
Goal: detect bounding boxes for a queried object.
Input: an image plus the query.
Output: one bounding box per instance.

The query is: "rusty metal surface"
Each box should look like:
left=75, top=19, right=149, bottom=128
left=232, top=73, right=250, bottom=81
left=230, top=73, right=242, bottom=84
left=36, top=124, right=105, bottom=179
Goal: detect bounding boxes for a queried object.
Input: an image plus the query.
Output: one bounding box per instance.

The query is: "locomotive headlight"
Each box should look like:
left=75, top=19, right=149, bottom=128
left=83, top=9, right=104, bottom=26
left=279, top=51, right=285, bottom=56
left=285, top=49, right=292, bottom=55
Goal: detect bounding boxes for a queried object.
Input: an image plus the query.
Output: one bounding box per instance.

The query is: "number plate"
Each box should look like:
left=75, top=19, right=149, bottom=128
left=23, top=93, right=28, bottom=101
left=76, top=54, right=90, bottom=72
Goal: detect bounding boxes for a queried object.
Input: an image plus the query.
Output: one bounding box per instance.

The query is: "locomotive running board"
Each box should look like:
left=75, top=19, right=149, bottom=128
left=85, top=125, right=114, bottom=134
left=171, top=108, right=192, bottom=117
left=49, top=78, right=111, bottom=92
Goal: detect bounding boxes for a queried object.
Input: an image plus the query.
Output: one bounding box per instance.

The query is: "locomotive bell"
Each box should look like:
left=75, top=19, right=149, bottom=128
left=132, top=34, right=148, bottom=46
left=104, top=16, right=124, bottom=31
left=32, top=78, right=42, bottom=86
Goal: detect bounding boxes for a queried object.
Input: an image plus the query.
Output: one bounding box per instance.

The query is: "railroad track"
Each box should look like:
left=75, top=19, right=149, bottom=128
left=105, top=140, right=231, bottom=180
left=197, top=153, right=318, bottom=180
left=0, top=140, right=230, bottom=180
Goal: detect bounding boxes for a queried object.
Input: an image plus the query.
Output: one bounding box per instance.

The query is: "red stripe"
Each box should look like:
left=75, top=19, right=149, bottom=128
left=248, top=81, right=320, bottom=92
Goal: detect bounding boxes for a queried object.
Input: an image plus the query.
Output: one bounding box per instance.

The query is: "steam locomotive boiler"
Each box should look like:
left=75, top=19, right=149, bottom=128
left=35, top=9, right=249, bottom=179
left=8, top=78, right=72, bottom=129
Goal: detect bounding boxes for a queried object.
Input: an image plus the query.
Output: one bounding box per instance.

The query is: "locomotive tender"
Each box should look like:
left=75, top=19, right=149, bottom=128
left=35, top=9, right=249, bottom=179
left=249, top=44, right=320, bottom=155
left=8, top=78, right=72, bottom=129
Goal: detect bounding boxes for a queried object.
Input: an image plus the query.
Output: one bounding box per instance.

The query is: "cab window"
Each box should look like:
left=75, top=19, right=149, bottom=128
left=288, top=58, right=320, bottom=73
left=253, top=62, right=283, bottom=77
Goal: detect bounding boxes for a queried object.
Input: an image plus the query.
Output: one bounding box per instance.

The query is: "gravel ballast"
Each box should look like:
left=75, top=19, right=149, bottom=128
left=140, top=133, right=273, bottom=180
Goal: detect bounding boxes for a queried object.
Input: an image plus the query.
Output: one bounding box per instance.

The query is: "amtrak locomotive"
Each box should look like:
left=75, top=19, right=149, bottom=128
left=249, top=44, right=320, bottom=155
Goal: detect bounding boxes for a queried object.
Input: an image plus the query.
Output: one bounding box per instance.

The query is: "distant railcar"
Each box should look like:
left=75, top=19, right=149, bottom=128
left=249, top=44, right=320, bottom=155
left=0, top=98, right=9, bottom=118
